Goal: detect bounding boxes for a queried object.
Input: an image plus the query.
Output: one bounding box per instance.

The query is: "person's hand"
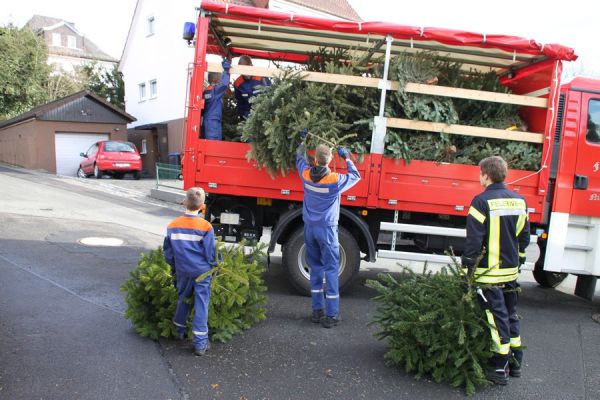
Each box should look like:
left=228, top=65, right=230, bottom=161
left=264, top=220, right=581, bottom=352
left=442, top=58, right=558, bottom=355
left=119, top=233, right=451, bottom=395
left=299, top=128, right=308, bottom=139
left=222, top=59, right=231, bottom=71
left=519, top=256, right=526, bottom=266
left=337, top=146, right=349, bottom=159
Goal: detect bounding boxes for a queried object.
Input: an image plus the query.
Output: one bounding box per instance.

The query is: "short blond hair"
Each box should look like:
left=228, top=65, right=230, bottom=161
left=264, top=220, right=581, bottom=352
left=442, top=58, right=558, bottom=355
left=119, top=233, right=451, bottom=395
left=185, top=187, right=206, bottom=211
left=315, top=144, right=332, bottom=166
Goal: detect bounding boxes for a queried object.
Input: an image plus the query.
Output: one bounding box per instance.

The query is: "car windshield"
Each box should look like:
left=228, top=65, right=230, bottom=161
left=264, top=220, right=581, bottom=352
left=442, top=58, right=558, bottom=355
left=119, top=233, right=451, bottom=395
left=104, top=141, right=136, bottom=152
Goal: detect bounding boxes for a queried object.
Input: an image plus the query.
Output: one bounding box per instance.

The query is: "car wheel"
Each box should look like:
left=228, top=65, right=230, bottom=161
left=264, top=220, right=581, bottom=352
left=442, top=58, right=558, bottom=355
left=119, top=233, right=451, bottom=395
left=282, top=226, right=361, bottom=296
left=77, top=167, right=87, bottom=178
left=94, top=164, right=103, bottom=179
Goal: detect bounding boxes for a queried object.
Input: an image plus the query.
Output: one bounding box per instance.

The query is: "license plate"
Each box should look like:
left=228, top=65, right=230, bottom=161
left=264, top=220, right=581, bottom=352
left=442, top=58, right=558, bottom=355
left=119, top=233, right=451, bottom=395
left=114, top=163, right=130, bottom=167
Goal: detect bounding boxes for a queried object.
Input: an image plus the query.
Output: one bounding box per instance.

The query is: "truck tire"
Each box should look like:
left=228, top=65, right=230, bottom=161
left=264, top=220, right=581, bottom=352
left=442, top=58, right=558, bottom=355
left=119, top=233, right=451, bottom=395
left=533, top=242, right=568, bottom=288
left=533, top=264, right=568, bottom=288
left=282, top=226, right=360, bottom=296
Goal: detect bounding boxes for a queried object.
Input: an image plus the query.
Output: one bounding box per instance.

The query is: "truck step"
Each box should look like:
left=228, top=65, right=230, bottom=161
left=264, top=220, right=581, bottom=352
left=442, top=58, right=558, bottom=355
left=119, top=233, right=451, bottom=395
left=568, top=221, right=594, bottom=229
left=564, top=244, right=593, bottom=252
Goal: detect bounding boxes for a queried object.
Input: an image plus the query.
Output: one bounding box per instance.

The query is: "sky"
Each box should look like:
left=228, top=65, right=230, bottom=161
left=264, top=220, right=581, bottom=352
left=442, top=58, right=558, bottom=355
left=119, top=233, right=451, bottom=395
left=1, top=0, right=599, bottom=75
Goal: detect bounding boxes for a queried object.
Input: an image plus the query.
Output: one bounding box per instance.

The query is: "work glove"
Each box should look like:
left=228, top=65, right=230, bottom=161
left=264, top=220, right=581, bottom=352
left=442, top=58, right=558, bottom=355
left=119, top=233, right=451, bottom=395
left=337, top=146, right=349, bottom=159
left=519, top=256, right=526, bottom=266
left=222, top=59, right=231, bottom=71
left=299, top=128, right=308, bottom=139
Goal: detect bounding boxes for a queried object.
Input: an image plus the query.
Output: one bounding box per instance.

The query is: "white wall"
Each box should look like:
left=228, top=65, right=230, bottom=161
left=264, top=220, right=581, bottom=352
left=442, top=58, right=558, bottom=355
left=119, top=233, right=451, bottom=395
left=120, top=0, right=198, bottom=127
left=120, top=0, right=348, bottom=128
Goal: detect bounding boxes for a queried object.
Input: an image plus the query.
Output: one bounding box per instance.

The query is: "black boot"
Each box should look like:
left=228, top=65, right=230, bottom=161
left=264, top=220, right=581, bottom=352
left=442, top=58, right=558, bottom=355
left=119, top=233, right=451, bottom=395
left=311, top=309, right=324, bottom=323
left=486, top=356, right=509, bottom=385
left=509, top=349, right=523, bottom=377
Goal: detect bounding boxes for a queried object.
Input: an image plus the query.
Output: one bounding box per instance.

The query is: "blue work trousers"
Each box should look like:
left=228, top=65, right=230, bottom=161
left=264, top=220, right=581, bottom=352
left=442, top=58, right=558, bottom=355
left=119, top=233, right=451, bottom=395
left=202, top=118, right=222, bottom=140
left=304, top=224, right=340, bottom=317
left=173, top=274, right=212, bottom=349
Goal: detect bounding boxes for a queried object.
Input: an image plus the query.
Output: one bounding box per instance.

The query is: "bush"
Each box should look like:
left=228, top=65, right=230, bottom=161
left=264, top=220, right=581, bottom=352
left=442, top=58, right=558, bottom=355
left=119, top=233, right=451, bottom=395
left=367, top=262, right=492, bottom=395
left=121, top=241, right=267, bottom=342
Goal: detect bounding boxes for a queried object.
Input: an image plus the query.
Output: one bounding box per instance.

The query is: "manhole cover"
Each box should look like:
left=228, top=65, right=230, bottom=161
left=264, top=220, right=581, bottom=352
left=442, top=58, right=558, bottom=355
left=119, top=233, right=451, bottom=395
left=79, top=237, right=125, bottom=247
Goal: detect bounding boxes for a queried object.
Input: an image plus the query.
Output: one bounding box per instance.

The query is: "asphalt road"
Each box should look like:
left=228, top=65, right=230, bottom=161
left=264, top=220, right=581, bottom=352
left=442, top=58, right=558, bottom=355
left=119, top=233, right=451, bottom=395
left=1, top=165, right=599, bottom=400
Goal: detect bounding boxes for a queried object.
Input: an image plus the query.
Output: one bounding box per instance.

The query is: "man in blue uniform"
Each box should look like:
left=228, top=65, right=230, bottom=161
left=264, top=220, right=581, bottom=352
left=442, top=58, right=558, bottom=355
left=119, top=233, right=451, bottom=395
left=296, top=130, right=361, bottom=328
left=201, top=59, right=231, bottom=140
left=462, top=156, right=530, bottom=385
left=234, top=55, right=271, bottom=119
left=163, top=187, right=217, bottom=356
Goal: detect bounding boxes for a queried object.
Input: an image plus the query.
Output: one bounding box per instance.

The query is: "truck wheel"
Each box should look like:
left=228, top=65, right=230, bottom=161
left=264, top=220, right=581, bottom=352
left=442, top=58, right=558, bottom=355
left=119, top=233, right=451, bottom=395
left=533, top=242, right=568, bottom=288
left=282, top=226, right=360, bottom=296
left=533, top=265, right=568, bottom=288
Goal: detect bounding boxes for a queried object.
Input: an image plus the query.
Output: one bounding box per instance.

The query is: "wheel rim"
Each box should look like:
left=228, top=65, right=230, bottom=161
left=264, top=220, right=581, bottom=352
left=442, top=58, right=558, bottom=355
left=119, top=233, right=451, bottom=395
left=94, top=165, right=99, bottom=177
left=297, top=244, right=346, bottom=281
left=77, top=168, right=85, bottom=178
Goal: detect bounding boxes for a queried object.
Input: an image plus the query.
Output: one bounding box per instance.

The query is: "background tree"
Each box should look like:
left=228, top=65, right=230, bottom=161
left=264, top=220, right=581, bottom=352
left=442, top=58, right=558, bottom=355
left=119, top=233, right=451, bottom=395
left=0, top=25, right=51, bottom=120
left=81, top=63, right=125, bottom=109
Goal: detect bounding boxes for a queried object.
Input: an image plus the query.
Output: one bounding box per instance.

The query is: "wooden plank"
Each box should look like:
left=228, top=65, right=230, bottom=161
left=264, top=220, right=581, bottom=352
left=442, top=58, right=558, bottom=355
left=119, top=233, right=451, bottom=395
left=404, top=83, right=547, bottom=108
left=206, top=62, right=547, bottom=108
left=386, top=117, right=545, bottom=143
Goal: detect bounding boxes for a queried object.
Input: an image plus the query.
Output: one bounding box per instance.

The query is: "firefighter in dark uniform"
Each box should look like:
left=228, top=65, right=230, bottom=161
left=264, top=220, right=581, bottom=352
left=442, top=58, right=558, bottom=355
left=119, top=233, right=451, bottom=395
left=462, top=156, right=530, bottom=385
left=201, top=59, right=231, bottom=140
left=296, top=129, right=361, bottom=328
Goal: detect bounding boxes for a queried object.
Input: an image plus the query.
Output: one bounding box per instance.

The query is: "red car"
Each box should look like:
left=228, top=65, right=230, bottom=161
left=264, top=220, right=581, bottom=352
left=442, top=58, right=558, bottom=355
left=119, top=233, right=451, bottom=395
left=78, top=140, right=142, bottom=179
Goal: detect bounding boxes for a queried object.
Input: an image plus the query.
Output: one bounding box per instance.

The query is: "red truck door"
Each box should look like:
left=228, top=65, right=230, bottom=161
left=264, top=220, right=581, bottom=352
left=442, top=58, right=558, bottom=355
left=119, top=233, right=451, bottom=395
left=570, top=94, right=600, bottom=216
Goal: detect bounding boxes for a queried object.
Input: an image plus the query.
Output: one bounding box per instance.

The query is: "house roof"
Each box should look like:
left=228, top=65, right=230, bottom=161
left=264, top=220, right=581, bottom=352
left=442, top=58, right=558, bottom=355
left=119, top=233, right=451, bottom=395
left=282, top=0, right=361, bottom=21
left=24, top=15, right=118, bottom=63
left=0, top=91, right=136, bottom=130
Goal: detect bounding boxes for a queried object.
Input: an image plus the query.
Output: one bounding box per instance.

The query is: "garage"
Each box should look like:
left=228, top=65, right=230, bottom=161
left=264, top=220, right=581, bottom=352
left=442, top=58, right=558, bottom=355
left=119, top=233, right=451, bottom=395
left=55, top=133, right=109, bottom=176
left=0, top=91, right=135, bottom=174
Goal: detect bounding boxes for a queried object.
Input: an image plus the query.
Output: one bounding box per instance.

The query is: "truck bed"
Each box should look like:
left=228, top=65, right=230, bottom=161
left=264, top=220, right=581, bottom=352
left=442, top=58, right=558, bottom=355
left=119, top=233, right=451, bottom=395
left=193, top=139, right=545, bottom=223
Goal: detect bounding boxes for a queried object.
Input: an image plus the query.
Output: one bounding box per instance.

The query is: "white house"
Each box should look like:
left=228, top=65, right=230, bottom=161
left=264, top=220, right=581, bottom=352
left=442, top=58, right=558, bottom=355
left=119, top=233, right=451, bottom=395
left=25, top=15, right=117, bottom=74
left=119, top=0, right=360, bottom=173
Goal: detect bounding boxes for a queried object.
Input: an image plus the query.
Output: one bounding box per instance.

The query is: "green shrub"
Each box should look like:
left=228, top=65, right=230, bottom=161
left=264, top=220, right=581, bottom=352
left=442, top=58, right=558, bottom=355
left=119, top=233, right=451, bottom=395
left=121, top=241, right=267, bottom=342
left=367, top=262, right=492, bottom=396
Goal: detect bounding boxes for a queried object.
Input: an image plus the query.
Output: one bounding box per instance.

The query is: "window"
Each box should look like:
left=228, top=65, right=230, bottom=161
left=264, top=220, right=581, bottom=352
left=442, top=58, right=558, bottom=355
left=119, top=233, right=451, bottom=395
left=587, top=100, right=600, bottom=144
left=149, top=79, right=158, bottom=98
left=104, top=141, right=136, bottom=152
left=138, top=83, right=146, bottom=101
left=147, top=15, right=155, bottom=36
left=67, top=35, right=77, bottom=49
left=52, top=33, right=61, bottom=46
left=140, top=139, right=148, bottom=155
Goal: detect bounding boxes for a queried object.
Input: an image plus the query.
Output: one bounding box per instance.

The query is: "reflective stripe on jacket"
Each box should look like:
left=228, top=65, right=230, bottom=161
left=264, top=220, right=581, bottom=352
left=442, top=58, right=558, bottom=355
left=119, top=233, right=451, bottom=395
left=461, top=182, right=530, bottom=284
left=163, top=214, right=217, bottom=278
left=234, top=75, right=271, bottom=119
left=296, top=147, right=361, bottom=226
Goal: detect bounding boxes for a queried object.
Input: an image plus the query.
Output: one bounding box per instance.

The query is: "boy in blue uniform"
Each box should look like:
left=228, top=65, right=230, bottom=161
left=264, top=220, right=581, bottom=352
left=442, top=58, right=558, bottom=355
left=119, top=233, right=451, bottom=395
left=296, top=130, right=361, bottom=328
left=201, top=59, right=231, bottom=140
left=163, top=187, right=217, bottom=355
left=234, top=55, right=271, bottom=119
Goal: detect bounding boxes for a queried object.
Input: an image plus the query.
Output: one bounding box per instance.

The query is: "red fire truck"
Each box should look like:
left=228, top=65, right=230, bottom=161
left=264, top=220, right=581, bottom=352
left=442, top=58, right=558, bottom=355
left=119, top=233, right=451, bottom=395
left=181, top=2, right=599, bottom=299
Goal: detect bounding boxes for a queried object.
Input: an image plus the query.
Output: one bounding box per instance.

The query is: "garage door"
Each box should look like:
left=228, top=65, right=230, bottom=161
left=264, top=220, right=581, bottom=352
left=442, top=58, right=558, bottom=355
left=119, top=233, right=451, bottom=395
left=55, top=133, right=109, bottom=176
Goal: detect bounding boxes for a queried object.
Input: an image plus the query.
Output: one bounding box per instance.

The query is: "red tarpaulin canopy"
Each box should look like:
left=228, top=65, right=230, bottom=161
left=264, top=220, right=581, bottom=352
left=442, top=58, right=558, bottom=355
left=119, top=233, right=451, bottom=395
left=199, top=1, right=577, bottom=74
